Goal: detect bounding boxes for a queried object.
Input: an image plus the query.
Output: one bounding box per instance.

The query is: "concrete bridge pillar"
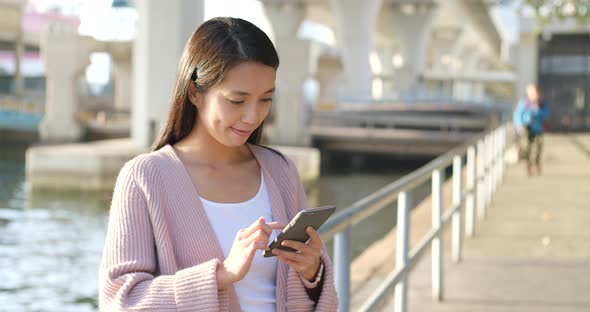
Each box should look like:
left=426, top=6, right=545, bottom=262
left=14, top=4, right=25, bottom=96
left=452, top=47, right=477, bottom=101
left=472, top=83, right=485, bottom=102
left=332, top=0, right=381, bottom=102
left=388, top=1, right=437, bottom=97
left=466, top=52, right=485, bottom=102
left=132, top=0, right=204, bottom=148
left=426, top=28, right=462, bottom=99
left=376, top=45, right=395, bottom=98
left=446, top=39, right=476, bottom=102
left=429, top=27, right=462, bottom=71
left=109, top=42, right=132, bottom=112
left=262, top=1, right=311, bottom=146
left=316, top=54, right=343, bottom=110
left=515, top=33, right=538, bottom=101
left=39, top=23, right=91, bottom=142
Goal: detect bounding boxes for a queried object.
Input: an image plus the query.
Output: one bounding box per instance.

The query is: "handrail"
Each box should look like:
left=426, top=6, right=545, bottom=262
left=318, top=121, right=511, bottom=312
left=311, top=113, right=488, bottom=133
left=319, top=123, right=499, bottom=240
left=334, top=95, right=514, bottom=111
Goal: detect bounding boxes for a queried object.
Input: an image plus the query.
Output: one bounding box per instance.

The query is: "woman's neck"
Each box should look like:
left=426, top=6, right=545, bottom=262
left=174, top=128, right=249, bottom=166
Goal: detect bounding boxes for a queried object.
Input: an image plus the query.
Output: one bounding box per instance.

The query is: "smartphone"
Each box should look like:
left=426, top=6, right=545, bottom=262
left=263, top=205, right=336, bottom=257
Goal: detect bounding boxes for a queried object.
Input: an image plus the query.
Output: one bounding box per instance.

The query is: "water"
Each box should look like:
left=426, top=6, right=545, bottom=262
left=0, top=147, right=425, bottom=311
left=0, top=147, right=111, bottom=311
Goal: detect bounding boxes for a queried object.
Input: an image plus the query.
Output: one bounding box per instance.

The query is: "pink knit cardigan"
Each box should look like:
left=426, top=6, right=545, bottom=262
left=99, top=143, right=339, bottom=311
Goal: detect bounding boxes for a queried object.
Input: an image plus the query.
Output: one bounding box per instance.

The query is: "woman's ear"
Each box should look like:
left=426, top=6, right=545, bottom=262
left=187, top=82, right=202, bottom=109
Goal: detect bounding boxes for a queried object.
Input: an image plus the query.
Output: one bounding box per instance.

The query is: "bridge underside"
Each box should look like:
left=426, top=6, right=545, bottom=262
left=312, top=128, right=478, bottom=156
left=311, top=103, right=500, bottom=156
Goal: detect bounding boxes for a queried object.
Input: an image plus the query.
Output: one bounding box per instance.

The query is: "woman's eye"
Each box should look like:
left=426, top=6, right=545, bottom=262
left=261, top=98, right=273, bottom=103
left=228, top=99, right=244, bottom=105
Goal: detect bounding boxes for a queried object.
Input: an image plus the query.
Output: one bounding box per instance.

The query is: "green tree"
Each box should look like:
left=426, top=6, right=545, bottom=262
left=490, top=0, right=590, bottom=27
left=526, top=0, right=590, bottom=26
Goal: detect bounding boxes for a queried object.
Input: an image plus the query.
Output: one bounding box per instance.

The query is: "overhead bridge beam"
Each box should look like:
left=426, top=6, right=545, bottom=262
left=422, top=70, right=516, bottom=83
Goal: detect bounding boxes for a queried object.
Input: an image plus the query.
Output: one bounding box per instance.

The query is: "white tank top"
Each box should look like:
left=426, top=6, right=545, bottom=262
left=200, top=171, right=278, bottom=312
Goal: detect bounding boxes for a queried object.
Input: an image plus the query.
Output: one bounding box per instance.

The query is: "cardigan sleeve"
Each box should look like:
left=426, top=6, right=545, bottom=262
left=283, top=157, right=339, bottom=312
left=98, top=160, right=223, bottom=312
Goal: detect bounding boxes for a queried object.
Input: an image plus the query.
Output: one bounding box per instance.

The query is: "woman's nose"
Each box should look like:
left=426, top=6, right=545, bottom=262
left=241, top=103, right=258, bottom=124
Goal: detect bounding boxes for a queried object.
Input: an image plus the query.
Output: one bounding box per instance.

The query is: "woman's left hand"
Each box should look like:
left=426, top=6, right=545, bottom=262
left=273, top=227, right=322, bottom=281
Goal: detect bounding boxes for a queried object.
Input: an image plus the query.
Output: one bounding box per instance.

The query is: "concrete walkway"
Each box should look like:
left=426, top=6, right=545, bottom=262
left=383, top=134, right=590, bottom=311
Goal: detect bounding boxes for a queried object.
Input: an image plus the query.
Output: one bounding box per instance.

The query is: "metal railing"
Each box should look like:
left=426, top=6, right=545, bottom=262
left=334, top=92, right=514, bottom=112
left=318, top=122, right=511, bottom=312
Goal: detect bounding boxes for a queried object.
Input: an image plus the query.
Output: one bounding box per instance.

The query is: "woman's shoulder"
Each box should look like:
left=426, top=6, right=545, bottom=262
left=117, top=145, right=175, bottom=184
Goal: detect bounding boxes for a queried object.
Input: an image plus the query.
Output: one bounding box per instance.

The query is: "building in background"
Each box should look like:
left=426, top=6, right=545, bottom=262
left=516, top=4, right=590, bottom=132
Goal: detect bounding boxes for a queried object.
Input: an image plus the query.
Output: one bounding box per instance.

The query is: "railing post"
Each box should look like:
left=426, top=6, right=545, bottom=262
left=486, top=134, right=494, bottom=207
left=334, top=228, right=351, bottom=312
left=465, top=146, right=476, bottom=237
left=432, top=169, right=443, bottom=301
left=495, top=128, right=502, bottom=190
left=491, top=130, right=497, bottom=194
left=452, top=155, right=463, bottom=262
left=476, top=139, right=486, bottom=220
left=496, top=128, right=501, bottom=191
left=394, top=191, right=410, bottom=312
left=500, top=126, right=506, bottom=184
left=485, top=134, right=489, bottom=208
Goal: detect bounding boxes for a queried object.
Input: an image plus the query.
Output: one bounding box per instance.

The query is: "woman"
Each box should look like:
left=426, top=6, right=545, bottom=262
left=99, top=17, right=338, bottom=311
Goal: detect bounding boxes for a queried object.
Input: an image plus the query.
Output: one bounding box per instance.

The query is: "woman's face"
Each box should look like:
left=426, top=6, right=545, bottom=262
left=195, top=61, right=276, bottom=147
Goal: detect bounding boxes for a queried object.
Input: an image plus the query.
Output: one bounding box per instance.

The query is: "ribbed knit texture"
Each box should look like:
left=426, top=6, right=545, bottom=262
left=99, top=143, right=338, bottom=311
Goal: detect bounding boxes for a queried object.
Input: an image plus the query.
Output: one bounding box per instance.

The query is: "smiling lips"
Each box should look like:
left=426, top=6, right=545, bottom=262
left=231, top=127, right=253, bottom=137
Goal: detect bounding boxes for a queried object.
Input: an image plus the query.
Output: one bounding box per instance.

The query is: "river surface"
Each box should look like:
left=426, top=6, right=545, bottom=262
left=0, top=146, right=428, bottom=311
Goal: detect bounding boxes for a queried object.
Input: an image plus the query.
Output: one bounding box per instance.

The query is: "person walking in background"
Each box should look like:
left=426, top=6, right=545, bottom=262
left=98, top=17, right=337, bottom=311
left=514, top=84, right=550, bottom=176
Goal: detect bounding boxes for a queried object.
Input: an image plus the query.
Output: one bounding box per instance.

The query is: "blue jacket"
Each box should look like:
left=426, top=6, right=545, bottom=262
left=514, top=99, right=549, bottom=135
left=512, top=100, right=525, bottom=127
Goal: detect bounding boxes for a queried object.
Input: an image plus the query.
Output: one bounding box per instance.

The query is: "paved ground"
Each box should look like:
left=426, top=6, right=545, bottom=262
left=349, top=134, right=590, bottom=311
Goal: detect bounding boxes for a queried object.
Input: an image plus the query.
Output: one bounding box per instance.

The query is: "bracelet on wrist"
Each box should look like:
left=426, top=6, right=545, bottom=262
left=299, top=262, right=324, bottom=289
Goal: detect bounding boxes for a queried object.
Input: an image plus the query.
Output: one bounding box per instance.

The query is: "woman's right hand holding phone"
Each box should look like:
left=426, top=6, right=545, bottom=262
left=216, top=217, right=283, bottom=289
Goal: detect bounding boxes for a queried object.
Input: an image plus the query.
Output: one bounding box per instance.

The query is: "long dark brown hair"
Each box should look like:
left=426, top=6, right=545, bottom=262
left=152, top=17, right=279, bottom=151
